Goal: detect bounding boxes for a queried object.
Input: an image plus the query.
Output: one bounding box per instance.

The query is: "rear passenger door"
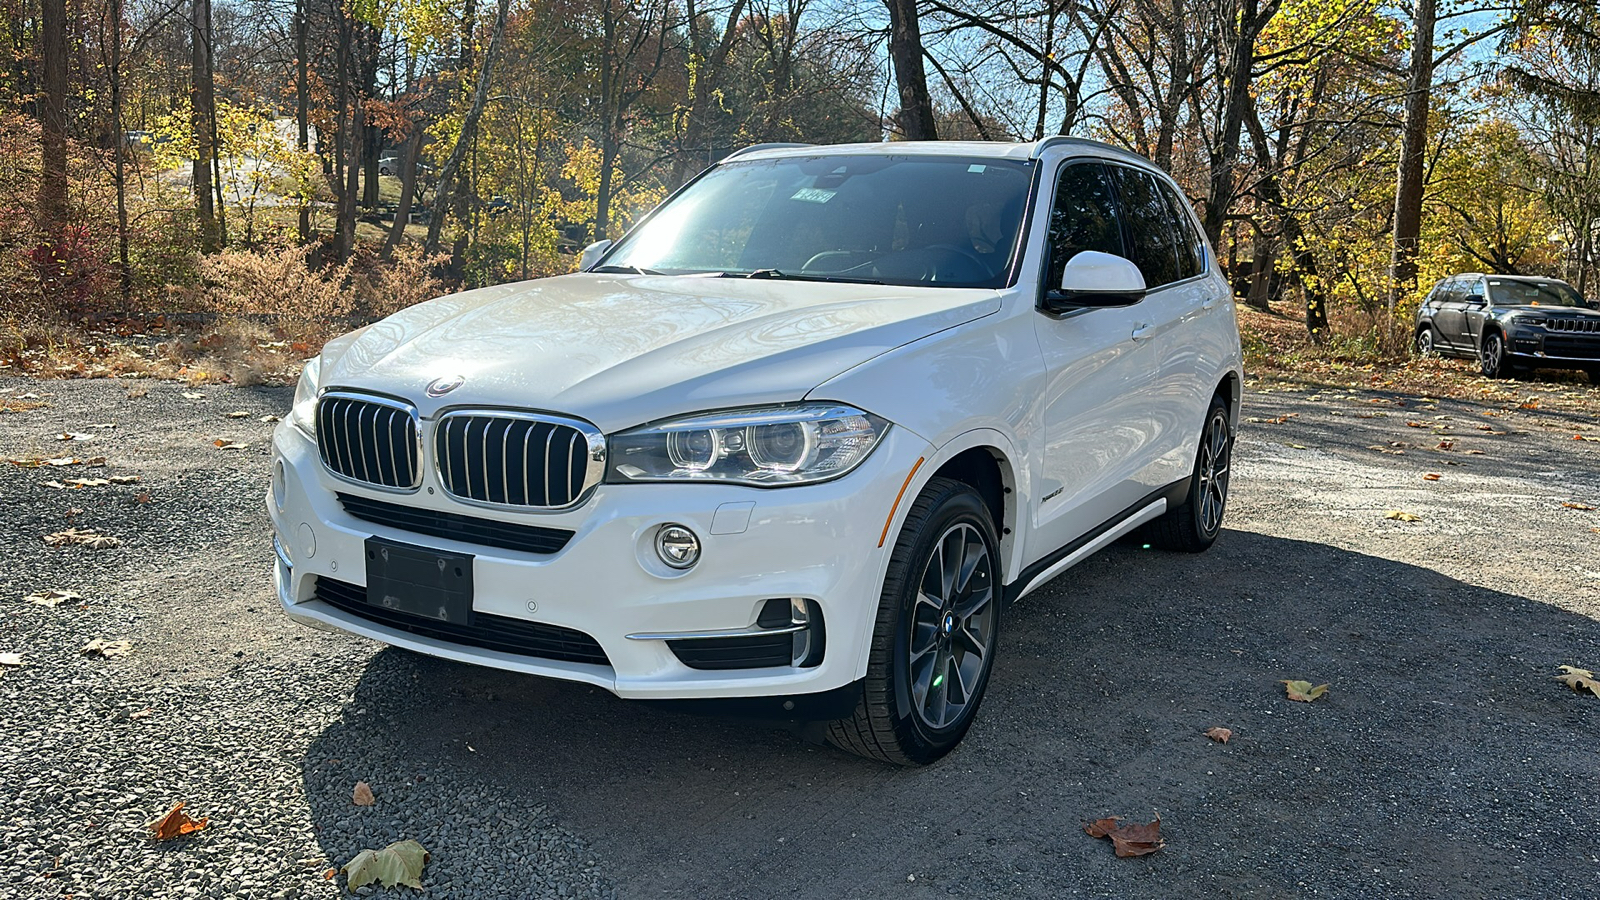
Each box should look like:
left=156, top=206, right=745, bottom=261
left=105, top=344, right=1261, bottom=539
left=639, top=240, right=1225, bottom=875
left=1431, top=279, right=1471, bottom=352
left=1105, top=164, right=1218, bottom=491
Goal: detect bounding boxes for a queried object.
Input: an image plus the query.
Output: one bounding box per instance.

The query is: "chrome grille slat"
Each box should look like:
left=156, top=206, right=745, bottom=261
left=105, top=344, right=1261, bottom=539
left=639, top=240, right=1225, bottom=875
left=435, top=411, right=603, bottom=510
left=314, top=392, right=420, bottom=492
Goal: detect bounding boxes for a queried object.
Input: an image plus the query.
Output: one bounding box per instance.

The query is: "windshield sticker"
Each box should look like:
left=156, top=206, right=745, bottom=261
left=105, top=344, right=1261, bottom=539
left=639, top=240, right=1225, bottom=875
left=790, top=187, right=836, bottom=203
left=968, top=164, right=986, bottom=173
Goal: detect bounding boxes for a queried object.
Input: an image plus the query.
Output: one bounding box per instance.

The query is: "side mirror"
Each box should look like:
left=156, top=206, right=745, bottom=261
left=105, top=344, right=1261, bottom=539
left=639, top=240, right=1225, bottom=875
left=578, top=239, right=614, bottom=272
left=1047, top=251, right=1147, bottom=310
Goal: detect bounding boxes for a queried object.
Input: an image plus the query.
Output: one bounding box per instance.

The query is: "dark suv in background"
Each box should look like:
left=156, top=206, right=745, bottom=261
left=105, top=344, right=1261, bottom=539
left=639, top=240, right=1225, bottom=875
left=1415, top=274, right=1600, bottom=382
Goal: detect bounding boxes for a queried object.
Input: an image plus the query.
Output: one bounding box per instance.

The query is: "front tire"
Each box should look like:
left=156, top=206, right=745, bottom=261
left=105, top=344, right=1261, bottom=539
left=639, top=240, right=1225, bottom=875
left=827, top=477, right=1001, bottom=765
left=1480, top=331, right=1515, bottom=379
left=1143, top=396, right=1233, bottom=553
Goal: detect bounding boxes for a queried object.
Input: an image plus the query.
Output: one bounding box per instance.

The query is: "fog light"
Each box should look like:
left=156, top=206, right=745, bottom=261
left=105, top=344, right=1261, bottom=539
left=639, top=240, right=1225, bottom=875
left=272, top=459, right=288, bottom=511
left=655, top=524, right=701, bottom=569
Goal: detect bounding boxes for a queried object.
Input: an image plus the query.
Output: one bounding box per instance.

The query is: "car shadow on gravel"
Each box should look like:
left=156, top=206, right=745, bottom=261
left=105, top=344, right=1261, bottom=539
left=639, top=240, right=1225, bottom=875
left=301, top=530, right=1600, bottom=899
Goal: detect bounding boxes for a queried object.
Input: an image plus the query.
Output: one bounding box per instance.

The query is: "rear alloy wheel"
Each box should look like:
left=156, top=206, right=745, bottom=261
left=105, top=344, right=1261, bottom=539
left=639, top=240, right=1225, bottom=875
left=1480, top=331, right=1515, bottom=379
left=1143, top=396, right=1232, bottom=553
left=1416, top=327, right=1437, bottom=358
left=827, top=477, right=1000, bottom=765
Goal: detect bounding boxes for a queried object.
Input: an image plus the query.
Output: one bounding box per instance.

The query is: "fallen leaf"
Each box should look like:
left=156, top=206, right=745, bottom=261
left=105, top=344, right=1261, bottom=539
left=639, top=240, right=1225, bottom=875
left=108, top=475, right=140, bottom=484
left=1282, top=680, right=1330, bottom=702
left=82, top=638, right=133, bottom=658
left=1520, top=398, right=1540, bottom=410
left=129, top=708, right=153, bottom=720
left=181, top=391, right=204, bottom=400
left=226, top=411, right=249, bottom=418
left=89, top=423, right=114, bottom=429
left=43, top=480, right=66, bottom=489
left=44, top=528, right=121, bottom=548
left=1563, top=502, right=1597, bottom=511
left=1555, top=666, right=1600, bottom=698
left=0, top=652, right=22, bottom=667
left=1384, top=510, right=1421, bottom=522
left=66, top=478, right=111, bottom=488
left=212, top=440, right=247, bottom=450
left=1406, top=421, right=1424, bottom=428
left=24, top=589, right=82, bottom=608
left=1422, top=473, right=1441, bottom=481
left=323, top=868, right=337, bottom=881
left=353, top=782, right=375, bottom=807
left=260, top=415, right=280, bottom=423
left=342, top=839, right=429, bottom=889
left=1435, top=439, right=1455, bottom=451
left=146, top=802, right=209, bottom=840
left=1576, top=435, right=1594, bottom=442
left=1084, top=815, right=1164, bottom=857
left=1204, top=726, right=1232, bottom=744
left=57, top=432, right=90, bottom=441
left=1465, top=449, right=1485, bottom=455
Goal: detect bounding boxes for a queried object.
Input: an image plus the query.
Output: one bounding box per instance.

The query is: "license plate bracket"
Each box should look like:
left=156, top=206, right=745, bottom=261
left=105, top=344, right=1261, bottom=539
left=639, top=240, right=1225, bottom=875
left=363, top=537, right=474, bottom=625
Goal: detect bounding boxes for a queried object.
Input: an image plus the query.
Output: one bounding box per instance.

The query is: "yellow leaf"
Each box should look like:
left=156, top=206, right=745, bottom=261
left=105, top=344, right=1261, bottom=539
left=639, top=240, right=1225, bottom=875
left=342, top=839, right=429, bottom=889
left=1384, top=510, right=1421, bottom=522
left=1282, top=680, right=1330, bottom=702
left=1556, top=666, right=1600, bottom=698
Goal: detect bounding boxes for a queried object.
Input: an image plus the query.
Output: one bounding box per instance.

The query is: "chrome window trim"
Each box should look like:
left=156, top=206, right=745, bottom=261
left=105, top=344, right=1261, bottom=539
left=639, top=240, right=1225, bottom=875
left=315, top=389, right=424, bottom=494
left=431, top=408, right=607, bottom=513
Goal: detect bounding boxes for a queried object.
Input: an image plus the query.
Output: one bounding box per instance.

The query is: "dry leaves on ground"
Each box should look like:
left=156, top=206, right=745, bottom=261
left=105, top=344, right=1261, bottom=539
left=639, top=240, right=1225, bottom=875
left=9, top=455, right=105, bottom=468
left=1562, top=502, right=1597, bottom=511
left=212, top=439, right=248, bottom=450
left=1282, top=680, right=1330, bottom=702
left=353, top=782, right=375, bottom=806
left=1085, top=816, right=1165, bottom=857
left=1422, top=473, right=1442, bottom=481
left=1384, top=510, right=1422, bottom=522
left=56, top=432, right=91, bottom=441
left=0, top=652, right=22, bottom=668
left=1556, top=666, right=1600, bottom=698
left=181, top=391, right=204, bottom=400
left=226, top=411, right=250, bottom=418
left=342, top=839, right=430, bottom=889
left=147, top=802, right=209, bottom=840
left=82, top=639, right=133, bottom=658
left=1204, top=727, right=1233, bottom=744
left=44, top=528, right=121, bottom=548
left=24, top=589, right=82, bottom=608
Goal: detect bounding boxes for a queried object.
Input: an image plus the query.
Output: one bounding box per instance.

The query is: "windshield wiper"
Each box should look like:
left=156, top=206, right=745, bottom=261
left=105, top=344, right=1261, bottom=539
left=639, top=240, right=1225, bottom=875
left=590, top=264, right=665, bottom=275
left=722, top=268, right=885, bottom=285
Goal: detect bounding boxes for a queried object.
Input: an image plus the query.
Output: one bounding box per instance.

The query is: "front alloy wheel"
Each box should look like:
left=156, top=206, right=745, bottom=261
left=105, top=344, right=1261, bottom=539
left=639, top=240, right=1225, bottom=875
left=1416, top=327, right=1436, bottom=357
left=1480, top=332, right=1513, bottom=379
left=827, top=477, right=1001, bottom=765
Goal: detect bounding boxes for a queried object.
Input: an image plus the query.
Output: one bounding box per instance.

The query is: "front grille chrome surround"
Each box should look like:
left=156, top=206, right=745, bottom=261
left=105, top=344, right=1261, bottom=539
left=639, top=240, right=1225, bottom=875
left=433, top=409, right=607, bottom=511
left=316, top=391, right=423, bottom=492
left=1547, top=318, right=1600, bottom=334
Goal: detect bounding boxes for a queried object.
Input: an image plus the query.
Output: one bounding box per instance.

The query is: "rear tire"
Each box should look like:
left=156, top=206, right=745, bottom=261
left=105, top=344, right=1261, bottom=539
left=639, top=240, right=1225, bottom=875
left=826, top=477, right=1001, bottom=766
left=1143, top=395, right=1232, bottom=553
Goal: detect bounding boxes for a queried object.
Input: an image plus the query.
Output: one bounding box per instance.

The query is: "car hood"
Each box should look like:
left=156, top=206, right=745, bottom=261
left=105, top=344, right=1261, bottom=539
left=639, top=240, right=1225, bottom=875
left=319, top=273, right=1001, bottom=432
left=1502, top=305, right=1600, bottom=317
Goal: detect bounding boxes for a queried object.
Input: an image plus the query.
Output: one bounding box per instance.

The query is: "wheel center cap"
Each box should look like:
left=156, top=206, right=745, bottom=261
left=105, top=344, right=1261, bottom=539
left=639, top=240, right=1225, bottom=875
left=942, top=612, right=956, bottom=635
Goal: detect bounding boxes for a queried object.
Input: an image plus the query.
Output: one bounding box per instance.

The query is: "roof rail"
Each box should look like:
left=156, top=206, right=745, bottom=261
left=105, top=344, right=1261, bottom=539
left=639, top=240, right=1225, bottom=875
left=1030, top=135, right=1149, bottom=163
left=723, top=143, right=814, bottom=160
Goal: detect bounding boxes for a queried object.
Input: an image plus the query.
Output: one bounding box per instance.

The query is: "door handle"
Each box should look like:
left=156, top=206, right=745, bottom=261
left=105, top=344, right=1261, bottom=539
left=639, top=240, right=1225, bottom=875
left=1200, top=297, right=1217, bottom=311
left=1130, top=323, right=1153, bottom=342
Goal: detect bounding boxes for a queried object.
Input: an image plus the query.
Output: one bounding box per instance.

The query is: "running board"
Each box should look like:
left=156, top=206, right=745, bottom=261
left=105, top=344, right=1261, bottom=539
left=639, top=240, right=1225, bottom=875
left=1007, top=499, right=1167, bottom=603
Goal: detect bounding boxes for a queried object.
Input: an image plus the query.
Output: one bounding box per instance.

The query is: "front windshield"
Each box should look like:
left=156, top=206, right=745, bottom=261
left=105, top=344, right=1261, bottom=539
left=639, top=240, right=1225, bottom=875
left=1487, top=279, right=1594, bottom=309
left=601, top=154, right=1034, bottom=288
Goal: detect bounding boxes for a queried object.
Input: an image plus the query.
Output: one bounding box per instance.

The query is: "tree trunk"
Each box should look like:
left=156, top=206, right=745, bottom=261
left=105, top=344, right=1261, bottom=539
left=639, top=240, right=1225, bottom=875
left=1204, top=0, right=1279, bottom=247
left=383, top=127, right=424, bottom=257
left=296, top=0, right=311, bottom=243
left=886, top=0, right=936, bottom=140
left=39, top=0, right=69, bottom=236
left=111, top=0, right=131, bottom=299
left=1245, top=102, right=1327, bottom=340
left=425, top=0, right=512, bottom=254
left=1390, top=0, right=1436, bottom=308
left=191, top=0, right=219, bottom=251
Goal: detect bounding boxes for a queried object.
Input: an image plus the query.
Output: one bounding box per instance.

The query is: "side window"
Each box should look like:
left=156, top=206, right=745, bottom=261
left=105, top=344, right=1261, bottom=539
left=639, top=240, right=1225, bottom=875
left=1109, top=166, right=1184, bottom=289
left=1045, top=162, right=1123, bottom=290
left=1464, top=279, right=1486, bottom=304
left=1156, top=179, right=1204, bottom=280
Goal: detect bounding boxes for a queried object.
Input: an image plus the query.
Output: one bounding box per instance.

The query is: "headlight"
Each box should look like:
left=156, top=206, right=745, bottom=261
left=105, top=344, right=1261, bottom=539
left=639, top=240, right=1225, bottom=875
left=1511, top=315, right=1543, bottom=328
left=289, top=356, right=321, bottom=436
left=606, top=404, right=889, bottom=486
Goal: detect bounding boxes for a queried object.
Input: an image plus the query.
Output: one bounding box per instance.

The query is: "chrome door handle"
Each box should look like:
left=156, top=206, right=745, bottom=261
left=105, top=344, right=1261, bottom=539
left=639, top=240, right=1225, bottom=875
left=1130, top=323, right=1153, bottom=342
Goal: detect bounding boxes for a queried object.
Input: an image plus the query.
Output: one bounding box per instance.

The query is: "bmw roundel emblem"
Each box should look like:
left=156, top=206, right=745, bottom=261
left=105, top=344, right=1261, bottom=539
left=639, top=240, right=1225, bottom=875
left=426, top=375, right=465, bottom=397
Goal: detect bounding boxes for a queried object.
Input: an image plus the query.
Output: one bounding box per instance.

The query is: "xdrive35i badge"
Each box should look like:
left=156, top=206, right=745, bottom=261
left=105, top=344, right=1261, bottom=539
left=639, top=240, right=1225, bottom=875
left=425, top=375, right=465, bottom=397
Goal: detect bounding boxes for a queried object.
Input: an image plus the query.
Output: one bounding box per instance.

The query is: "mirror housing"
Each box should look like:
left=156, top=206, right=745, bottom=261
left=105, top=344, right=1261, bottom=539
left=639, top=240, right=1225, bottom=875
left=578, top=239, right=614, bottom=272
left=1045, top=251, right=1147, bottom=311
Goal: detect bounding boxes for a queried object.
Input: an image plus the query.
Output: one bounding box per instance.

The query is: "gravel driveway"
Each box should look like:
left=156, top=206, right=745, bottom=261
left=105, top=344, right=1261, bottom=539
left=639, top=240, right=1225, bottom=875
left=2, top=374, right=1598, bottom=899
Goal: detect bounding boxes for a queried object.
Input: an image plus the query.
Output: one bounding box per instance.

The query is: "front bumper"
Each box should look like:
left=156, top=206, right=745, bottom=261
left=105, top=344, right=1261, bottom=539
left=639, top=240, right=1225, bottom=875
left=268, top=419, right=929, bottom=703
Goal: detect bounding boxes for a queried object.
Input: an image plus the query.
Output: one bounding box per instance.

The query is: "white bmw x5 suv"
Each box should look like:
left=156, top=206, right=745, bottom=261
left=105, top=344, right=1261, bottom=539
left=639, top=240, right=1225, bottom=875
left=270, top=138, right=1242, bottom=764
